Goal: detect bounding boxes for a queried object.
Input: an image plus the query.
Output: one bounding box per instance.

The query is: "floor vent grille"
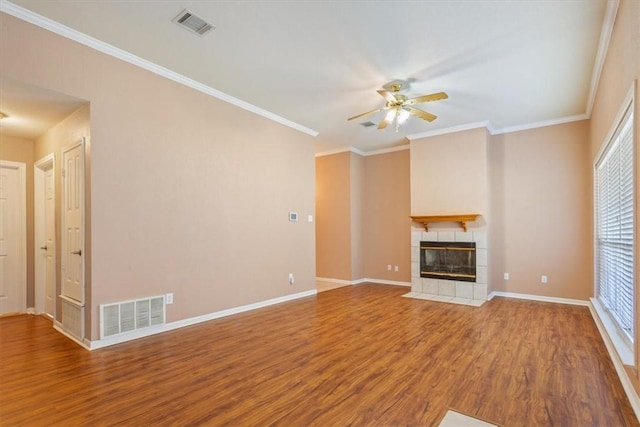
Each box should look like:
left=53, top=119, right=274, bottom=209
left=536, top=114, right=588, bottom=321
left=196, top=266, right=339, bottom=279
left=100, top=296, right=165, bottom=339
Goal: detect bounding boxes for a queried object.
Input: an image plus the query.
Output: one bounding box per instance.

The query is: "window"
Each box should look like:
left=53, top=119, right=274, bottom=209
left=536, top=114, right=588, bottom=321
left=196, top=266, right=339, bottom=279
left=595, top=105, right=634, bottom=343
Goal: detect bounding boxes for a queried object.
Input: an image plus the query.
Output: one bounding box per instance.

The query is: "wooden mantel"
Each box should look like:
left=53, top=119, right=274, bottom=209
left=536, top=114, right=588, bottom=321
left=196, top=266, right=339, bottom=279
left=410, top=214, right=480, bottom=232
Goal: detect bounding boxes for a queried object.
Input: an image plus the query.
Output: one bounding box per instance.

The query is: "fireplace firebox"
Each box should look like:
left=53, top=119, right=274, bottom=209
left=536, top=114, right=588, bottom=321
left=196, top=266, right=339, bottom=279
left=420, top=241, right=476, bottom=282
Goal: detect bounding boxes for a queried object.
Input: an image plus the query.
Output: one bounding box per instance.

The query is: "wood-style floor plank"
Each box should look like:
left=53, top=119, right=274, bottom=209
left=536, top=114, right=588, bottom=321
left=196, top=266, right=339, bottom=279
left=0, top=284, right=637, bottom=426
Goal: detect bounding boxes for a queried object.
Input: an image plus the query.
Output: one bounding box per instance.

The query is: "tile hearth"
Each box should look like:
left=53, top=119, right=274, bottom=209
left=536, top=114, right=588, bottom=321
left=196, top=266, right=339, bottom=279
left=408, top=229, right=488, bottom=306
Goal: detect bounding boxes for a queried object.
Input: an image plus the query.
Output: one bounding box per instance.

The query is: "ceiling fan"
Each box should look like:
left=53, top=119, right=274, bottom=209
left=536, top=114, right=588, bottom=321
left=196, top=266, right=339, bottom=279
left=348, top=82, right=448, bottom=132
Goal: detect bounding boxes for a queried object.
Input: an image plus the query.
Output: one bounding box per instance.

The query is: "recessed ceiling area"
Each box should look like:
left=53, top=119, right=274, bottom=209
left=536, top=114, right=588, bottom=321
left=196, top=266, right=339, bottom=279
left=3, top=1, right=611, bottom=152
left=0, top=75, right=87, bottom=140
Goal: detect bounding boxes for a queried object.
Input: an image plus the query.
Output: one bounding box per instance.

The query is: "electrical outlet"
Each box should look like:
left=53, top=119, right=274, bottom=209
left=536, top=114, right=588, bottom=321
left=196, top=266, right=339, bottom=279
left=541, top=275, right=548, bottom=284
left=387, top=265, right=392, bottom=271
left=288, top=273, right=294, bottom=285
left=166, top=293, right=174, bottom=304
left=394, top=266, right=399, bottom=272
left=504, top=273, right=509, bottom=280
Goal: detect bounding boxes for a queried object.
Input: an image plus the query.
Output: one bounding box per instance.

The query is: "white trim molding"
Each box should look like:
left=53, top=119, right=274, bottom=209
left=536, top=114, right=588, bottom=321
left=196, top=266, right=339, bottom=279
left=589, top=298, right=640, bottom=420
left=316, top=277, right=410, bottom=287
left=491, top=113, right=590, bottom=135
left=365, top=278, right=411, bottom=287
left=488, top=291, right=589, bottom=307
left=316, top=277, right=355, bottom=286
left=586, top=0, right=620, bottom=116
left=0, top=0, right=318, bottom=138
left=407, top=121, right=492, bottom=141
left=315, top=146, right=365, bottom=158
left=84, top=289, right=317, bottom=350
left=362, top=145, right=410, bottom=157
left=593, top=81, right=636, bottom=164
left=315, top=145, right=411, bottom=158
left=487, top=290, right=640, bottom=419
left=53, top=320, right=90, bottom=350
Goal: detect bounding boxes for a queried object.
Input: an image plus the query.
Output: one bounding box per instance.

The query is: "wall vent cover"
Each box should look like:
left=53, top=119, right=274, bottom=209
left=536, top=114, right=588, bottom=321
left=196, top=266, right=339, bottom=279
left=100, top=295, right=165, bottom=339
left=172, top=9, right=215, bottom=36
left=61, top=297, right=85, bottom=340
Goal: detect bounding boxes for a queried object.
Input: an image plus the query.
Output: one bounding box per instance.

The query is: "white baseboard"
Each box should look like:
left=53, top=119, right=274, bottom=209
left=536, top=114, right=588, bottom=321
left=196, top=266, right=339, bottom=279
left=316, top=277, right=354, bottom=285
left=489, top=290, right=640, bottom=421
left=53, top=320, right=90, bottom=350
left=364, top=278, right=411, bottom=287
left=27, top=307, right=35, bottom=314
left=86, top=289, right=317, bottom=350
left=316, top=277, right=411, bottom=287
left=488, top=291, right=589, bottom=306
left=588, top=299, right=640, bottom=420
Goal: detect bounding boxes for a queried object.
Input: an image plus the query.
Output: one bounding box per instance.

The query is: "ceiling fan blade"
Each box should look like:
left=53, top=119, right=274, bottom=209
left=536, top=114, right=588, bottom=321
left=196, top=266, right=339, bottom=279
left=405, top=92, right=448, bottom=106
left=347, top=107, right=385, bottom=121
left=377, top=89, right=398, bottom=103
left=407, top=106, right=437, bottom=122
left=378, top=112, right=393, bottom=129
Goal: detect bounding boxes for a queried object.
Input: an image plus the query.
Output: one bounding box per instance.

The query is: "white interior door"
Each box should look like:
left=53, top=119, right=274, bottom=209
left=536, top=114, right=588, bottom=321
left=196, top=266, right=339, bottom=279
left=35, top=154, right=56, bottom=317
left=44, top=166, right=55, bottom=316
left=62, top=140, right=84, bottom=304
left=0, top=161, right=26, bottom=316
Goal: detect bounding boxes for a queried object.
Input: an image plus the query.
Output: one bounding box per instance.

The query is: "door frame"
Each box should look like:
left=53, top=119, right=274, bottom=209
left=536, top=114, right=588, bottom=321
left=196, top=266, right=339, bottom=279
left=34, top=153, right=55, bottom=317
left=0, top=160, right=27, bottom=314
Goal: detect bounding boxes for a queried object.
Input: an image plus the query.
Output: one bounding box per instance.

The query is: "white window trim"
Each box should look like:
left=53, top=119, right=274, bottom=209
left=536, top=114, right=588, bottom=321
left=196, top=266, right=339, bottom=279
left=593, top=81, right=636, bottom=364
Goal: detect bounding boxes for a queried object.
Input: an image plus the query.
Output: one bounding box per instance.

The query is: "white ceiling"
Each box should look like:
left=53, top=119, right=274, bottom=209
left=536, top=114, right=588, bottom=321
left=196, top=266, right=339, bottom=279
left=2, top=1, right=610, bottom=152
left=0, top=75, right=86, bottom=140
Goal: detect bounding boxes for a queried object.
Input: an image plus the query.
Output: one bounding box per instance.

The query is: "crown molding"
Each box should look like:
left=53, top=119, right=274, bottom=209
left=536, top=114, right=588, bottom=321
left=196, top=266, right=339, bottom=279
left=317, top=111, right=591, bottom=156
left=315, top=144, right=411, bottom=158
left=362, top=144, right=410, bottom=157
left=0, top=1, right=319, bottom=137
left=407, top=121, right=492, bottom=141
left=491, top=113, right=589, bottom=135
left=315, top=146, right=364, bottom=157
left=585, top=0, right=620, bottom=117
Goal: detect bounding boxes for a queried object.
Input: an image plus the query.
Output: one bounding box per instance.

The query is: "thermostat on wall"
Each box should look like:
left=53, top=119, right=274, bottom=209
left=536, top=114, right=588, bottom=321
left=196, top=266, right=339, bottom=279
left=289, top=212, right=298, bottom=222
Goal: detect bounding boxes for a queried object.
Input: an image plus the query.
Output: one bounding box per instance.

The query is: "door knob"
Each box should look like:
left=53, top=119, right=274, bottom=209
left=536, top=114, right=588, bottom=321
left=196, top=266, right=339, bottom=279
left=71, top=250, right=82, bottom=256
left=40, top=246, right=48, bottom=250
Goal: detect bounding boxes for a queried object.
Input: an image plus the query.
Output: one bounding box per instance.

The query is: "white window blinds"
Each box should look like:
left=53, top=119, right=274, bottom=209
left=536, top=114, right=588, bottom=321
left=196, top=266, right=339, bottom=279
left=595, top=108, right=634, bottom=341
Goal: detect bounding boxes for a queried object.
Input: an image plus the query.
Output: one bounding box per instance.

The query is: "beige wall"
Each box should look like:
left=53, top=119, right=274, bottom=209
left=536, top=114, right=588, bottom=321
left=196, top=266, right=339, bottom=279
left=350, top=152, right=364, bottom=280
left=316, top=149, right=411, bottom=283
left=410, top=127, right=488, bottom=217
left=487, top=131, right=502, bottom=296
left=409, top=121, right=590, bottom=300
left=1, top=13, right=316, bottom=340
left=0, top=135, right=35, bottom=306
left=35, top=105, right=90, bottom=323
left=590, top=0, right=639, bottom=159
left=362, top=149, right=411, bottom=282
left=588, top=0, right=640, bottom=383
left=490, top=121, right=591, bottom=300
left=316, top=152, right=352, bottom=280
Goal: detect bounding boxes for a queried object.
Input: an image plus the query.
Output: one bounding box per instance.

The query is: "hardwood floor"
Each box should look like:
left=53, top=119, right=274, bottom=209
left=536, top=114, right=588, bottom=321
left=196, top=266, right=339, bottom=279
left=1, top=284, right=637, bottom=426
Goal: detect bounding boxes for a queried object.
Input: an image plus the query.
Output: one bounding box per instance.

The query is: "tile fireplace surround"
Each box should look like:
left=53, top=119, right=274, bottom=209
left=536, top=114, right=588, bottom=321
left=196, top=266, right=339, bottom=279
left=408, top=227, right=488, bottom=306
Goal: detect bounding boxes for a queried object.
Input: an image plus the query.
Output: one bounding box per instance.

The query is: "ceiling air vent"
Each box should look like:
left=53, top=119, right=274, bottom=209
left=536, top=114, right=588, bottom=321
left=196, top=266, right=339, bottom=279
left=173, top=9, right=215, bottom=36
left=361, top=121, right=376, bottom=127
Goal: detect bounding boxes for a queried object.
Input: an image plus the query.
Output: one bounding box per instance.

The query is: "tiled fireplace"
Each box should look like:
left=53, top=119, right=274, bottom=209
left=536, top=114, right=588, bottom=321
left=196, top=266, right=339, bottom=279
left=409, top=228, right=488, bottom=306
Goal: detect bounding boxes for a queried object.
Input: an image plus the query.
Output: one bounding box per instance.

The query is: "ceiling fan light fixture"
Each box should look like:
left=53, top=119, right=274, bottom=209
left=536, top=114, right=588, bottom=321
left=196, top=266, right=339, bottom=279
left=398, top=108, right=410, bottom=124
left=384, top=110, right=396, bottom=122
left=348, top=84, right=447, bottom=131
